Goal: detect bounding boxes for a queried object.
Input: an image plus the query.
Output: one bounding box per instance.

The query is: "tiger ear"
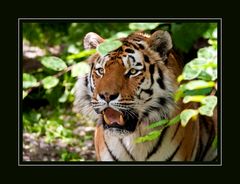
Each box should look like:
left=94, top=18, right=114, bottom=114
left=149, top=30, right=172, bottom=60
left=83, top=32, right=105, bottom=50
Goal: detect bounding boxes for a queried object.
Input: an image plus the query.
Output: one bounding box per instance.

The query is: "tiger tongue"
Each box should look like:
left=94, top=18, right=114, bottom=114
left=103, top=108, right=124, bottom=126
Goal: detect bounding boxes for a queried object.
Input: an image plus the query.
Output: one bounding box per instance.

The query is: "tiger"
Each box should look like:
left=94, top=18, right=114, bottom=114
left=74, top=30, right=218, bottom=161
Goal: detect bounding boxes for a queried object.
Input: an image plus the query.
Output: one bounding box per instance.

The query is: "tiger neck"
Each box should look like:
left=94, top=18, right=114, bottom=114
left=103, top=121, right=172, bottom=161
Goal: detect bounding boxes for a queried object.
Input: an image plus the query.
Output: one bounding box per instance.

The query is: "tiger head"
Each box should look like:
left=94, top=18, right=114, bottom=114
left=74, top=30, right=182, bottom=137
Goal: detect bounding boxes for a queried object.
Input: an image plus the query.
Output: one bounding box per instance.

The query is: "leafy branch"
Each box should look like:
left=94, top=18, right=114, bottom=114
left=23, top=52, right=94, bottom=99
left=136, top=27, right=218, bottom=143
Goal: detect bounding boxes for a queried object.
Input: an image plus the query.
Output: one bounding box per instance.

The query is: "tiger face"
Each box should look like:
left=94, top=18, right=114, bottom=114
left=74, top=30, right=182, bottom=137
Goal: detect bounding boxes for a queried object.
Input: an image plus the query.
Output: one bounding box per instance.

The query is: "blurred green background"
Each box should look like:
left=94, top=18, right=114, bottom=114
left=22, top=21, right=217, bottom=161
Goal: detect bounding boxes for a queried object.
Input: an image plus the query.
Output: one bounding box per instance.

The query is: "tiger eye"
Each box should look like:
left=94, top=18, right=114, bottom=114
left=97, top=68, right=104, bottom=75
left=130, top=68, right=137, bottom=74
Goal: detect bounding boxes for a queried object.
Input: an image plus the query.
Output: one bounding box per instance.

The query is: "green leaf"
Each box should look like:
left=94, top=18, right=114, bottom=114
left=197, top=47, right=217, bottom=60
left=183, top=95, right=205, bottom=103
left=71, top=62, right=90, bottom=77
left=177, top=74, right=184, bottom=83
left=174, top=88, right=184, bottom=102
left=66, top=49, right=96, bottom=60
left=23, top=73, right=38, bottom=89
left=129, top=23, right=161, bottom=31
left=199, top=68, right=217, bottom=81
left=185, top=80, right=215, bottom=90
left=180, top=109, right=199, bottom=127
left=97, top=39, right=122, bottom=56
left=184, top=87, right=213, bottom=96
left=182, top=61, right=202, bottom=80
left=203, top=25, right=217, bottom=40
left=167, top=114, right=181, bottom=126
left=41, top=56, right=67, bottom=71
left=212, top=28, right=217, bottom=39
left=199, top=69, right=217, bottom=81
left=212, top=136, right=218, bottom=149
left=189, top=58, right=207, bottom=66
left=67, top=44, right=80, bottom=54
left=175, top=83, right=214, bottom=102
left=135, top=130, right=161, bottom=143
left=199, top=96, right=217, bottom=117
left=58, top=89, right=69, bottom=103
left=181, top=49, right=217, bottom=81
left=146, top=119, right=169, bottom=129
left=42, top=76, right=59, bottom=89
left=23, top=90, right=28, bottom=99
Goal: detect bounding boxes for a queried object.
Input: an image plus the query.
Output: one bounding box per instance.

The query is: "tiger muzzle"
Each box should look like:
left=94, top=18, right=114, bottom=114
left=103, top=107, right=124, bottom=126
left=101, top=107, right=139, bottom=133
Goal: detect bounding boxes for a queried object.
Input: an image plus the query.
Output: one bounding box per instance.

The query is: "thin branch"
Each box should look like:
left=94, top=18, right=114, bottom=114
left=24, top=65, right=73, bottom=97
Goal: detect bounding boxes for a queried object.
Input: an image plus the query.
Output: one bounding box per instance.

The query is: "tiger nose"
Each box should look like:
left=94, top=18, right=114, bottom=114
left=99, top=92, right=119, bottom=102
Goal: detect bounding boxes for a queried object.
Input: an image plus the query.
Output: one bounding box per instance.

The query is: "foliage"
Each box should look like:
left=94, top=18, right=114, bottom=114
left=135, top=115, right=181, bottom=143
left=23, top=73, right=39, bottom=89
left=171, top=23, right=215, bottom=53
left=97, top=40, right=122, bottom=56
left=23, top=107, right=95, bottom=161
left=22, top=21, right=218, bottom=160
left=129, top=23, right=162, bottom=31
left=176, top=27, right=217, bottom=126
left=135, top=24, right=218, bottom=143
left=41, top=56, right=67, bottom=71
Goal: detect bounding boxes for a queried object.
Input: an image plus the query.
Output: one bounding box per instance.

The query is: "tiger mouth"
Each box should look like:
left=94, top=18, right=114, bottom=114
left=102, top=107, right=138, bottom=133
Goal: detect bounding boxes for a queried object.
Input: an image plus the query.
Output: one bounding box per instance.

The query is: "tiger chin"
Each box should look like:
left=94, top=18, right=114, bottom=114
left=74, top=30, right=217, bottom=161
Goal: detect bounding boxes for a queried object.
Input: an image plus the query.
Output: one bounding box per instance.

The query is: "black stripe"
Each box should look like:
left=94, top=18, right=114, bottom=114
left=89, top=65, right=94, bottom=92
left=125, top=48, right=135, bottom=53
left=135, top=63, right=142, bottom=67
left=141, top=89, right=153, bottom=96
left=146, top=127, right=168, bottom=160
left=166, top=140, right=183, bottom=161
left=137, top=43, right=145, bottom=50
left=96, top=56, right=101, bottom=63
left=195, top=138, right=203, bottom=161
left=199, top=119, right=215, bottom=161
left=145, top=97, right=152, bottom=103
left=157, top=68, right=165, bottom=89
left=202, top=116, right=211, bottom=134
left=149, top=64, right=155, bottom=75
left=117, top=47, right=123, bottom=52
left=143, top=112, right=149, bottom=118
left=189, top=132, right=198, bottom=160
left=140, top=77, right=145, bottom=83
left=142, top=64, right=146, bottom=72
left=158, top=97, right=166, bottom=106
left=123, top=42, right=130, bottom=46
left=148, top=105, right=160, bottom=112
left=164, top=58, right=169, bottom=64
left=195, top=116, right=216, bottom=161
left=120, top=139, right=135, bottom=161
left=104, top=140, right=118, bottom=161
left=158, top=67, right=164, bottom=79
left=144, top=55, right=150, bottom=63
left=171, top=123, right=180, bottom=141
left=156, top=78, right=165, bottom=90
left=128, top=55, right=136, bottom=63
left=132, top=43, right=139, bottom=50
left=149, top=64, right=155, bottom=87
left=85, top=75, right=88, bottom=86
